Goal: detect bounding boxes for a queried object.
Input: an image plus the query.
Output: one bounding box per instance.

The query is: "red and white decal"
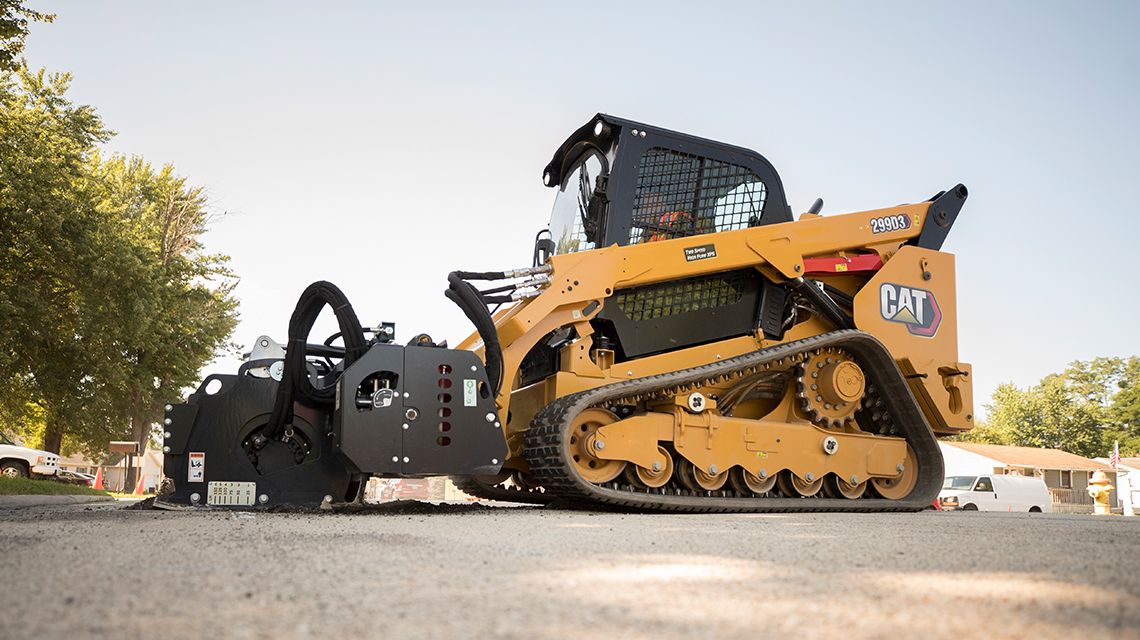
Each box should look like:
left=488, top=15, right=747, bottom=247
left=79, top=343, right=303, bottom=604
left=188, top=452, right=205, bottom=482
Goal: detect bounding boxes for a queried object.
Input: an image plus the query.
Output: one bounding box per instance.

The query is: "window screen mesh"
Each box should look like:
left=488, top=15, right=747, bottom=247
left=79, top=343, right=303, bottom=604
left=629, top=148, right=767, bottom=244
left=614, top=272, right=749, bottom=322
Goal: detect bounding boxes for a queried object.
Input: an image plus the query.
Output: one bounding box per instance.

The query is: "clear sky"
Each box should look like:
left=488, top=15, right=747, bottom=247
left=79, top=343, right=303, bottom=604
left=21, top=1, right=1140, bottom=418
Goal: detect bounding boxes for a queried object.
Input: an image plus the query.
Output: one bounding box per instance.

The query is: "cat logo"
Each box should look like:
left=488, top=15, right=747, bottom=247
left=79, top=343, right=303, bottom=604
left=879, top=283, right=941, bottom=337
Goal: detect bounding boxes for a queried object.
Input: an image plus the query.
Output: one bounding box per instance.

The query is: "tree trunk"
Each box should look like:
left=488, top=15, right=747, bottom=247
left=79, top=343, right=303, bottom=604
left=42, top=411, right=64, bottom=454
left=127, top=392, right=153, bottom=491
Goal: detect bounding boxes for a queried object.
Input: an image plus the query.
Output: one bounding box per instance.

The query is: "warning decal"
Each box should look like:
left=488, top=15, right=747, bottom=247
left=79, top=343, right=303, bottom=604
left=188, top=452, right=205, bottom=483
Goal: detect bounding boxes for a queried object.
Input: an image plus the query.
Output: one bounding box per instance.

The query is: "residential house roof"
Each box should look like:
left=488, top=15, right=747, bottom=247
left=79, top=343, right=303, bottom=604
left=945, top=442, right=1112, bottom=472
left=1116, top=457, right=1140, bottom=471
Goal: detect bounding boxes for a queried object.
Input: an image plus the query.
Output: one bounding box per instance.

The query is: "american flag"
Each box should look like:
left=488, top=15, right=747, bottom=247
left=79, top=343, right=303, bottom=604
left=1110, top=440, right=1120, bottom=469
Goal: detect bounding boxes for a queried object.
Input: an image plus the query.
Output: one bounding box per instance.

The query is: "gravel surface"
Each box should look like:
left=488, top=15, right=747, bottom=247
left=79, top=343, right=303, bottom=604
left=2, top=502, right=1137, bottom=640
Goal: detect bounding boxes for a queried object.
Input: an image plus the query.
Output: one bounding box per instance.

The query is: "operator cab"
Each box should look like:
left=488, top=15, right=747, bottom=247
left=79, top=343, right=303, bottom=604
left=544, top=114, right=792, bottom=254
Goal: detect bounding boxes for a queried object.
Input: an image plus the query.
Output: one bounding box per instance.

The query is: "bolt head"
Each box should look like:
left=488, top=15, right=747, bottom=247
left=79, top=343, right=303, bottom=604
left=402, top=456, right=410, bottom=463
left=163, top=418, right=172, bottom=425
left=190, top=493, right=201, bottom=504
left=709, top=465, right=718, bottom=475
left=162, top=446, right=170, bottom=453
left=594, top=439, right=605, bottom=450
left=485, top=412, right=497, bottom=423
left=391, top=456, right=399, bottom=463
left=758, top=469, right=767, bottom=479
left=806, top=472, right=815, bottom=482
left=897, top=463, right=905, bottom=473
left=323, top=495, right=333, bottom=503
left=164, top=431, right=171, bottom=439
left=491, top=458, right=499, bottom=465
left=258, top=494, right=269, bottom=504
left=851, top=475, right=859, bottom=485
left=164, top=404, right=173, bottom=412
left=652, top=461, right=662, bottom=472
left=402, top=423, right=409, bottom=430
left=405, top=408, right=419, bottom=421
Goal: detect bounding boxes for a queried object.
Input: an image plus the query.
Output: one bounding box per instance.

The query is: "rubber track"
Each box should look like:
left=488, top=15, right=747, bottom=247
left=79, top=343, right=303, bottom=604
left=523, top=330, right=944, bottom=513
left=449, top=475, right=554, bottom=505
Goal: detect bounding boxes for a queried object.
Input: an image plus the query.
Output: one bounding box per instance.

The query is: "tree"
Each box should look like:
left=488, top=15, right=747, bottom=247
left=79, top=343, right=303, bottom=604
left=963, top=357, right=1140, bottom=459
left=91, top=154, right=239, bottom=452
left=949, top=417, right=1013, bottom=446
left=0, top=67, right=238, bottom=457
left=0, top=1, right=53, bottom=72
left=1105, top=357, right=1140, bottom=456
left=0, top=67, right=124, bottom=455
left=975, top=379, right=1102, bottom=457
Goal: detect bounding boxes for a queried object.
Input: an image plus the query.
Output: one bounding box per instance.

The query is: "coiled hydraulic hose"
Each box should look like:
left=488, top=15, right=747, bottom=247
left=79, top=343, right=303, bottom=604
left=261, top=281, right=368, bottom=445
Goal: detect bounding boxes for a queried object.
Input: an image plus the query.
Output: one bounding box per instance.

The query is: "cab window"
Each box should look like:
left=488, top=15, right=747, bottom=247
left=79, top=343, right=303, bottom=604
left=630, top=148, right=767, bottom=244
left=973, top=477, right=994, bottom=492
left=548, top=152, right=605, bottom=254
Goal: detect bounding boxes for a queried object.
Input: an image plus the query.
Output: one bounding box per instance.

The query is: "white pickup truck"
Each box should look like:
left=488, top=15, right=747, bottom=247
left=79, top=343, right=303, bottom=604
left=0, top=430, right=60, bottom=479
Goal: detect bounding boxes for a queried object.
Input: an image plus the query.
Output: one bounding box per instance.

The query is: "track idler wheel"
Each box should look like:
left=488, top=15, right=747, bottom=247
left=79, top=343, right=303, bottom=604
left=729, top=467, right=777, bottom=495
left=677, top=458, right=729, bottom=491
left=777, top=470, right=824, bottom=497
left=824, top=474, right=867, bottom=499
left=624, top=445, right=674, bottom=489
left=567, top=408, right=627, bottom=484
left=871, top=444, right=919, bottom=500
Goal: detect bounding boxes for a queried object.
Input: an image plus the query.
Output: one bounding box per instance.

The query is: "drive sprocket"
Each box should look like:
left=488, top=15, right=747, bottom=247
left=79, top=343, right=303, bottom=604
left=795, top=348, right=865, bottom=429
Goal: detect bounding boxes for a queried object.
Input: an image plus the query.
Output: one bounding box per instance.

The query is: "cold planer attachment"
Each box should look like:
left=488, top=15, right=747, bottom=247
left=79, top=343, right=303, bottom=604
left=160, top=332, right=505, bottom=508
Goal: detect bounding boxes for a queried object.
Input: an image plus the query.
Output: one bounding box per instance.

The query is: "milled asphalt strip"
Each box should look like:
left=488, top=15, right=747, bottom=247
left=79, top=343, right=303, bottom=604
left=0, top=494, right=116, bottom=508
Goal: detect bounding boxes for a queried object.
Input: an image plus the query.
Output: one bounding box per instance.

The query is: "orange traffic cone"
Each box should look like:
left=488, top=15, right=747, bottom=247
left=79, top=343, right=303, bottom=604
left=92, top=467, right=104, bottom=490
left=133, top=472, right=145, bottom=495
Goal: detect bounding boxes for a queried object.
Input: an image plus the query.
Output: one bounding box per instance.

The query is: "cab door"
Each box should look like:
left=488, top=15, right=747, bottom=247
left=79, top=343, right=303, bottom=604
left=972, top=476, right=997, bottom=510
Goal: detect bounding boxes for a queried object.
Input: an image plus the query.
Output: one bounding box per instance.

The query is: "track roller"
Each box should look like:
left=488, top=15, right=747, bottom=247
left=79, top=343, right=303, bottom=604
left=730, top=467, right=777, bottom=495
left=624, top=445, right=674, bottom=489
left=677, top=458, right=729, bottom=491
left=777, top=469, right=824, bottom=497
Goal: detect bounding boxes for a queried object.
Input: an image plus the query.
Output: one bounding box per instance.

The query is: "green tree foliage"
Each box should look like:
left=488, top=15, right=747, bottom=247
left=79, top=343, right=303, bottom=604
left=91, top=154, right=239, bottom=449
left=1109, top=358, right=1140, bottom=455
left=956, top=357, right=1140, bottom=458
left=0, top=1, right=53, bottom=72
left=0, top=67, right=238, bottom=456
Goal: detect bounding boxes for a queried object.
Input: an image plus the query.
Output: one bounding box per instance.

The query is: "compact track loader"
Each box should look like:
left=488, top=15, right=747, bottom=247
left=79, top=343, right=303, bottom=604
left=159, top=114, right=972, bottom=512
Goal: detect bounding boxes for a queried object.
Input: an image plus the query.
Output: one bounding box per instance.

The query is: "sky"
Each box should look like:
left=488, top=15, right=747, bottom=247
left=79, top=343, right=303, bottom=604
left=21, top=1, right=1140, bottom=418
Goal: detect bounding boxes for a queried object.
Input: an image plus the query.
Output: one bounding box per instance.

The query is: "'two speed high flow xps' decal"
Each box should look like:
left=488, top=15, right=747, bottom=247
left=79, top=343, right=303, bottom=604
left=879, top=283, right=941, bottom=337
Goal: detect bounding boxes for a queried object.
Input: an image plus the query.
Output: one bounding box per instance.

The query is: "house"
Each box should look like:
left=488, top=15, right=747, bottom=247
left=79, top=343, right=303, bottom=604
left=940, top=442, right=1118, bottom=514
left=59, top=448, right=164, bottom=492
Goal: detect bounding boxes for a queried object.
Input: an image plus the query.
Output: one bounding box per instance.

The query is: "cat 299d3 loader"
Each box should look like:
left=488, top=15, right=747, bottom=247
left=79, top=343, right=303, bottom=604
left=158, top=114, right=972, bottom=512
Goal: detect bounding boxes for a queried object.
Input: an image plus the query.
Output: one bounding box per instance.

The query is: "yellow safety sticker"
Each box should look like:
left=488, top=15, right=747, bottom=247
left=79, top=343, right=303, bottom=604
left=835, top=264, right=848, bottom=272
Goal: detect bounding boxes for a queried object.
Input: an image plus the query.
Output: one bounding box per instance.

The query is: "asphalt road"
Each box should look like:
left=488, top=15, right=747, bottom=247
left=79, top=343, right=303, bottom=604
left=2, top=501, right=1138, bottom=640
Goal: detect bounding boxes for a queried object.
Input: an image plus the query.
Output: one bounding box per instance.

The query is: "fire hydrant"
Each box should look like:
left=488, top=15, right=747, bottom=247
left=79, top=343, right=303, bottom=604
left=1087, top=470, right=1113, bottom=515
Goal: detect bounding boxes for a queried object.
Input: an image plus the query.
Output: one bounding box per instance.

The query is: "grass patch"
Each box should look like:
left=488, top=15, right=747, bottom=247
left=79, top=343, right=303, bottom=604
left=0, top=476, right=112, bottom=496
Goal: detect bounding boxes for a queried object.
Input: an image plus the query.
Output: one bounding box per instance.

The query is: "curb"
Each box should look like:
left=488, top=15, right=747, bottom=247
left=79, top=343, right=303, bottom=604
left=0, top=494, right=116, bottom=509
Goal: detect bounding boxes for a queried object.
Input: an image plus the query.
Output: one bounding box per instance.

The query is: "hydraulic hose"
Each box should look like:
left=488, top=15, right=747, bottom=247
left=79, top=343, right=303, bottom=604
left=263, top=281, right=368, bottom=444
left=446, top=272, right=505, bottom=396
left=793, top=278, right=855, bottom=331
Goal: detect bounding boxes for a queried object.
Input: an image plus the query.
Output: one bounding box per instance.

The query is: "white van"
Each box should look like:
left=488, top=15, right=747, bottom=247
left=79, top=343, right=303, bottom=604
left=939, top=475, right=1053, bottom=513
